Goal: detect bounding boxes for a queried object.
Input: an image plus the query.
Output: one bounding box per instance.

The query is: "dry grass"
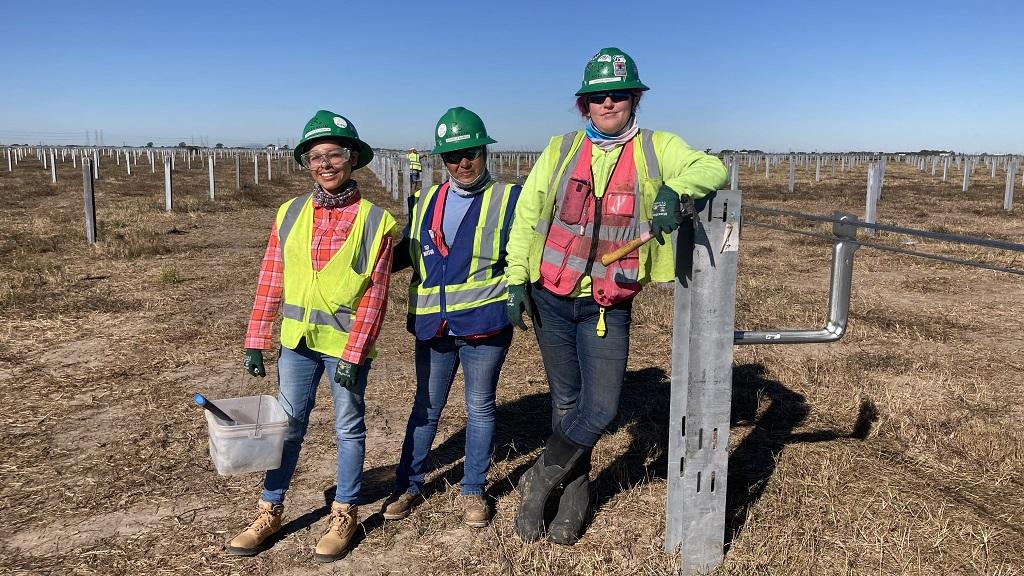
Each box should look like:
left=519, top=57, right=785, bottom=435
left=0, top=151, right=1021, bottom=575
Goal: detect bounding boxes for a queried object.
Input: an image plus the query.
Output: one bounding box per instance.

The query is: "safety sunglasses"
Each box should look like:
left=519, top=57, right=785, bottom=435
left=585, top=91, right=633, bottom=105
left=441, top=147, right=484, bottom=164
left=299, top=147, right=352, bottom=169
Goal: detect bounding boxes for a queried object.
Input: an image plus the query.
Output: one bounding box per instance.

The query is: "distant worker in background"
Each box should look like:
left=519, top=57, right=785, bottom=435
left=504, top=48, right=727, bottom=544
left=407, top=147, right=422, bottom=213
left=230, top=110, right=398, bottom=563
left=383, top=107, right=522, bottom=528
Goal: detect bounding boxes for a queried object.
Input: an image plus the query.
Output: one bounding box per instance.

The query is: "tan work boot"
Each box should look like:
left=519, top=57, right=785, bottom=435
left=314, top=502, right=358, bottom=563
left=225, top=499, right=284, bottom=556
left=381, top=491, right=424, bottom=520
left=462, top=495, right=491, bottom=528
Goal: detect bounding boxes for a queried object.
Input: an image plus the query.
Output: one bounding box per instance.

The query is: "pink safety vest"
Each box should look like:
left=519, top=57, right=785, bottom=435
left=538, top=138, right=643, bottom=306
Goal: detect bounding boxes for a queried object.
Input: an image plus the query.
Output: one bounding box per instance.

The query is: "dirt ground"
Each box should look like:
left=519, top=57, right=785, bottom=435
left=0, top=149, right=1021, bottom=575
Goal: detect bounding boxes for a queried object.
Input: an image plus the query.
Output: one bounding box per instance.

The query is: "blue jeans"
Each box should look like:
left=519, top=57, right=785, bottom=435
left=262, top=340, right=370, bottom=506
left=393, top=329, right=512, bottom=496
left=531, top=284, right=632, bottom=448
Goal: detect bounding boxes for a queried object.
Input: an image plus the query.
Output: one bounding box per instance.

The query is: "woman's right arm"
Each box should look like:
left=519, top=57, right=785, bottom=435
left=244, top=223, right=283, bottom=350
left=505, top=141, right=558, bottom=285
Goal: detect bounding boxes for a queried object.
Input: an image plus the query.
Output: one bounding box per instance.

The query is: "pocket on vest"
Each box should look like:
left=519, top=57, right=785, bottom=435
left=539, top=224, right=580, bottom=296
left=558, top=178, right=592, bottom=225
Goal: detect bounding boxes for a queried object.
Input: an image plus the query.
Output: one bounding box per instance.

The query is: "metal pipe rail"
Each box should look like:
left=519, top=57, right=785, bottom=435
left=734, top=212, right=860, bottom=344
left=746, top=204, right=1024, bottom=253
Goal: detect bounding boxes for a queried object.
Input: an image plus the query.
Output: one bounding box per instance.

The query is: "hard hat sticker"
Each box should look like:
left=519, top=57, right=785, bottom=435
left=589, top=77, right=623, bottom=85
left=613, top=59, right=627, bottom=76
left=437, top=124, right=447, bottom=138
left=333, top=117, right=348, bottom=129
left=597, top=54, right=612, bottom=62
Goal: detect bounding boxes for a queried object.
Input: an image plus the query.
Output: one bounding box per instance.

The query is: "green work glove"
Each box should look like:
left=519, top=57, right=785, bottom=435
left=507, top=284, right=532, bottom=331
left=650, top=187, right=683, bottom=245
left=334, top=360, right=360, bottom=389
left=243, top=349, right=266, bottom=378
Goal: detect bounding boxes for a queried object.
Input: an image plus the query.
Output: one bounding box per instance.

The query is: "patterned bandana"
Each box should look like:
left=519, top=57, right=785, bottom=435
left=585, top=115, right=639, bottom=152
left=312, top=179, right=359, bottom=209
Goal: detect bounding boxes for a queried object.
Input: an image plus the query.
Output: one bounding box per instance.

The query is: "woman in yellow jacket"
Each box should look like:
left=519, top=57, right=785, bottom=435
left=504, top=47, right=728, bottom=545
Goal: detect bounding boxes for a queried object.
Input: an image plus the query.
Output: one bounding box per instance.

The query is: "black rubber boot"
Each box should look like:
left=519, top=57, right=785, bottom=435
left=548, top=449, right=592, bottom=545
left=515, top=428, right=587, bottom=542
left=551, top=407, right=570, bottom=434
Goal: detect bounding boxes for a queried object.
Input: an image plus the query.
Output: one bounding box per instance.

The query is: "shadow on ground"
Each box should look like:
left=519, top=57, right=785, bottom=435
left=287, top=363, right=877, bottom=552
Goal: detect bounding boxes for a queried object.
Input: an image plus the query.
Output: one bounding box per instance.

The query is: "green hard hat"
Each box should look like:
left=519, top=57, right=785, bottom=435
left=575, top=47, right=650, bottom=96
left=294, top=110, right=373, bottom=169
left=431, top=107, right=497, bottom=154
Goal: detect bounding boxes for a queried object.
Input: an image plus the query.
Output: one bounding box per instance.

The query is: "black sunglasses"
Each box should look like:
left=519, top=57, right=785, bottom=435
left=585, top=91, right=632, bottom=105
left=441, top=147, right=484, bottom=164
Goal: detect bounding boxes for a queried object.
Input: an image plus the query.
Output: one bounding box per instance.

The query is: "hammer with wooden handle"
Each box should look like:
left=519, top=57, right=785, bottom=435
left=600, top=231, right=654, bottom=266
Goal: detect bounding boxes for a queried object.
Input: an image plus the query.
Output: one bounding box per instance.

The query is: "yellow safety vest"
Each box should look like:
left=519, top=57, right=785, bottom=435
left=277, top=194, right=397, bottom=358
left=407, top=152, right=422, bottom=172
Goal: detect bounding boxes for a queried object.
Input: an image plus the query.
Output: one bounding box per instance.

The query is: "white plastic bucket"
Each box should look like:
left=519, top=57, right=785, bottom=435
left=204, top=394, right=288, bottom=476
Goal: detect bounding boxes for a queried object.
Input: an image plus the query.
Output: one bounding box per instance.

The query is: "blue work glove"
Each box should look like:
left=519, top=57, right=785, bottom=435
left=650, top=187, right=682, bottom=245
left=507, top=284, right=532, bottom=331
left=334, top=360, right=360, bottom=389
left=244, top=349, right=266, bottom=378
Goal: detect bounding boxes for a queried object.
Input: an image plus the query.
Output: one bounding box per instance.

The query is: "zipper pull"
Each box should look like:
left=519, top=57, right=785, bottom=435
left=596, top=307, right=607, bottom=337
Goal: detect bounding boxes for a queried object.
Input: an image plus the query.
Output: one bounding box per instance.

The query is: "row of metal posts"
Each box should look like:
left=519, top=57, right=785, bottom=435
left=8, top=146, right=298, bottom=246
left=6, top=145, right=291, bottom=187
left=724, top=152, right=1016, bottom=211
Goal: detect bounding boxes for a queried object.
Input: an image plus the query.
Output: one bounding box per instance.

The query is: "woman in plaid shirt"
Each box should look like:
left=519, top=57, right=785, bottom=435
left=226, top=110, right=398, bottom=563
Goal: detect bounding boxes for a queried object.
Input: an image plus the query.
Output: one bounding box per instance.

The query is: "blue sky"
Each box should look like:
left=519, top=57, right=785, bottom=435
left=1, top=0, right=1021, bottom=153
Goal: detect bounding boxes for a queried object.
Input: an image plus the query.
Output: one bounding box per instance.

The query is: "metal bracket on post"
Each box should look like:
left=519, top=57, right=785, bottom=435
left=734, top=212, right=859, bottom=344
left=666, top=189, right=740, bottom=575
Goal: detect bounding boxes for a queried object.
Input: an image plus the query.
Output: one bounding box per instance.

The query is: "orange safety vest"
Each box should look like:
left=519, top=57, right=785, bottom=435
left=538, top=138, right=642, bottom=306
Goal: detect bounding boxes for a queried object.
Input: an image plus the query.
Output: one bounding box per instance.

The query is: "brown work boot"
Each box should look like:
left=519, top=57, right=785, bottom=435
left=225, top=499, right=284, bottom=556
left=462, top=495, right=491, bottom=528
left=314, top=502, right=358, bottom=563
left=381, top=491, right=424, bottom=520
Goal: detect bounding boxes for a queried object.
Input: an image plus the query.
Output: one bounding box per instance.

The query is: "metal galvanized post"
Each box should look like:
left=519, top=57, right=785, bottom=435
left=235, top=155, right=240, bottom=191
left=392, top=158, right=400, bottom=201
left=865, top=163, right=880, bottom=237
left=267, top=150, right=272, bottom=181
left=93, top=150, right=99, bottom=179
left=50, top=149, right=56, bottom=183
left=82, top=159, right=97, bottom=244
left=254, top=154, right=260, bottom=186
left=729, top=158, right=739, bottom=190
left=164, top=156, right=173, bottom=212
left=422, top=156, right=434, bottom=196
left=666, top=189, right=740, bottom=576
left=209, top=155, right=216, bottom=200
left=1005, top=162, right=1016, bottom=211
left=403, top=159, right=412, bottom=215
left=788, top=155, right=795, bottom=193
left=962, top=159, right=970, bottom=192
